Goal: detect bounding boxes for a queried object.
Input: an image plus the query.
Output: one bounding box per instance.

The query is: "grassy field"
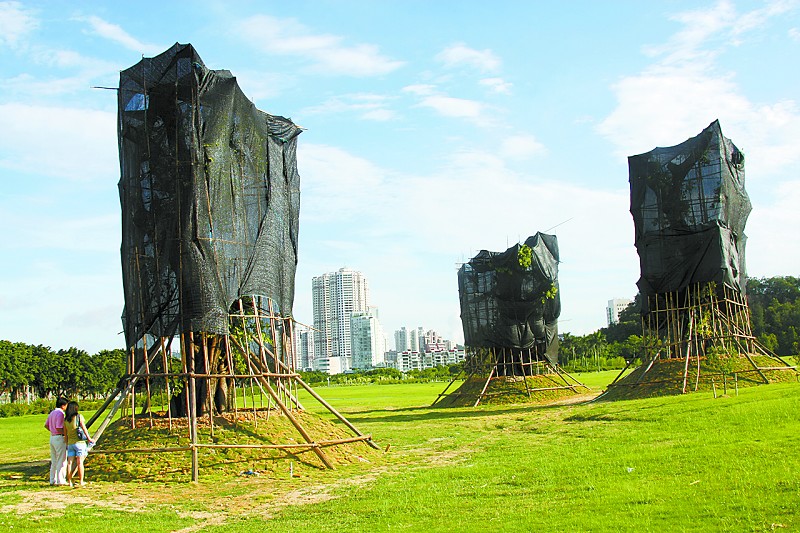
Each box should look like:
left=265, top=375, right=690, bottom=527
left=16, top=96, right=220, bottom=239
left=2, top=370, right=799, bottom=531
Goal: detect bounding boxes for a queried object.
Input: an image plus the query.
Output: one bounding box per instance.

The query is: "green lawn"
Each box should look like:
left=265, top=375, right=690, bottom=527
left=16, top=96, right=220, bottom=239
left=2, top=373, right=799, bottom=532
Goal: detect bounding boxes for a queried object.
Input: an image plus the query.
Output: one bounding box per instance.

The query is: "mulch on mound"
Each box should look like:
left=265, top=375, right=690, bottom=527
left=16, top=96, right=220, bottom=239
left=87, top=409, right=380, bottom=483
left=435, top=374, right=588, bottom=408
left=599, top=355, right=797, bottom=401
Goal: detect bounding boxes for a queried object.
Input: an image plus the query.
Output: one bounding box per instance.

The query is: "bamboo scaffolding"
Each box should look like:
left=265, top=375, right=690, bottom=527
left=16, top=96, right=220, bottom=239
left=106, top=250, right=377, bottom=482
left=622, top=281, right=796, bottom=395
left=92, top=435, right=374, bottom=455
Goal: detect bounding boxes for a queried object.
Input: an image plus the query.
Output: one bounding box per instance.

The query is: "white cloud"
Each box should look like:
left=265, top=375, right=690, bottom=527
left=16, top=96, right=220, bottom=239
left=436, top=43, right=501, bottom=72
left=298, top=143, right=389, bottom=222
left=417, top=95, right=484, bottom=118
left=1, top=209, right=118, bottom=253
left=642, top=0, right=735, bottom=65
left=0, top=103, right=117, bottom=183
left=0, top=47, right=121, bottom=100
left=0, top=265, right=124, bottom=352
left=234, top=70, right=293, bottom=102
left=789, top=27, right=800, bottom=40
left=598, top=1, right=800, bottom=174
left=402, top=84, right=436, bottom=96
left=500, top=134, right=546, bottom=159
left=746, top=180, right=800, bottom=277
left=300, top=93, right=396, bottom=121
left=480, top=77, right=512, bottom=95
left=0, top=1, right=38, bottom=48
left=362, top=108, right=396, bottom=121
left=79, top=15, right=164, bottom=55
left=238, top=15, right=404, bottom=76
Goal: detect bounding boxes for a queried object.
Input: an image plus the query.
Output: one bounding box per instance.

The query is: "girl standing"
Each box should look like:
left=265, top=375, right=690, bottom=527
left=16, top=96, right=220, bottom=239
left=63, top=401, right=94, bottom=487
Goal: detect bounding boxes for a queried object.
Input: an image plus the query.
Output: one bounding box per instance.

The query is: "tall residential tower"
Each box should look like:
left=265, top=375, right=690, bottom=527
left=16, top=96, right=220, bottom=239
left=312, top=268, right=370, bottom=370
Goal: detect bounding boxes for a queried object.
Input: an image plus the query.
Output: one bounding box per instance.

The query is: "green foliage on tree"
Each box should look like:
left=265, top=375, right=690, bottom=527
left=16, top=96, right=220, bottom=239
left=603, top=295, right=641, bottom=344
left=517, top=243, right=532, bottom=269
left=0, top=341, right=126, bottom=403
left=748, top=276, right=800, bottom=356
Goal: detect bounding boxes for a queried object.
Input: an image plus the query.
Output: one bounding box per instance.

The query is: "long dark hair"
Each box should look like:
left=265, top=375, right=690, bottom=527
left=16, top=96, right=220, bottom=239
left=65, top=401, right=80, bottom=423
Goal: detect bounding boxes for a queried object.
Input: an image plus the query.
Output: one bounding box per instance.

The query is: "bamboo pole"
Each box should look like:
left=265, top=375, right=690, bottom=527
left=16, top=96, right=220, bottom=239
left=257, top=375, right=334, bottom=469
left=201, top=333, right=214, bottom=436
left=223, top=334, right=238, bottom=422
left=681, top=307, right=693, bottom=394
left=93, top=435, right=375, bottom=455
left=188, top=332, right=199, bottom=482
left=289, top=369, right=380, bottom=449
left=431, top=369, right=465, bottom=405
left=474, top=362, right=496, bottom=407
left=87, top=344, right=165, bottom=429
left=246, top=355, right=304, bottom=411
left=238, top=299, right=259, bottom=424
left=142, top=335, right=154, bottom=428
left=160, top=336, right=173, bottom=431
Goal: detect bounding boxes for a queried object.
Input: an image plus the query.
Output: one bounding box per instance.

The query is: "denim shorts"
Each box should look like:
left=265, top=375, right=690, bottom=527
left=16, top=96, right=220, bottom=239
left=67, top=442, right=88, bottom=458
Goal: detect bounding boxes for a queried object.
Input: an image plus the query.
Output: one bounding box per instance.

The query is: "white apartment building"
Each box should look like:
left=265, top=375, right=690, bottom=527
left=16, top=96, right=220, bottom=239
left=422, top=329, right=446, bottom=352
left=395, top=327, right=412, bottom=352
left=293, top=324, right=315, bottom=371
left=395, top=348, right=466, bottom=373
left=351, top=307, right=387, bottom=370
left=606, top=298, right=633, bottom=326
left=312, top=268, right=369, bottom=373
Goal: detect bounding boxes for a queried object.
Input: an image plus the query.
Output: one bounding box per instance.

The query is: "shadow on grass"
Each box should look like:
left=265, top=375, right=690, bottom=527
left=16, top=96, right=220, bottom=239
left=0, top=459, right=48, bottom=483
left=340, top=403, right=571, bottom=425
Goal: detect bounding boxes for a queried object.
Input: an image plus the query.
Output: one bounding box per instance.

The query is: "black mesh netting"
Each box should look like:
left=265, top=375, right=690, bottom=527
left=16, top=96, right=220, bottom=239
left=118, top=43, right=301, bottom=347
left=628, top=120, right=751, bottom=306
left=458, top=233, right=561, bottom=364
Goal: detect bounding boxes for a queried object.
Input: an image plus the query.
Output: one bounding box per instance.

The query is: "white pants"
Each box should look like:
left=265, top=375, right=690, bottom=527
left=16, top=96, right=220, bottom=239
left=49, top=434, right=67, bottom=485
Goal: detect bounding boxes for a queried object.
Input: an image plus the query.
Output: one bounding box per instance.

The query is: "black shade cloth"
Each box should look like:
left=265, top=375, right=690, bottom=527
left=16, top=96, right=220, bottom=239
left=118, top=43, right=302, bottom=347
left=628, top=120, right=750, bottom=307
left=458, top=233, right=561, bottom=364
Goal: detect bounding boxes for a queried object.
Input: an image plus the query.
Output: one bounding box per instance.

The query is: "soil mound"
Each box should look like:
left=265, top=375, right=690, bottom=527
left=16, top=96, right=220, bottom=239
left=598, top=355, right=796, bottom=401
left=88, top=409, right=380, bottom=482
left=434, top=374, right=588, bottom=408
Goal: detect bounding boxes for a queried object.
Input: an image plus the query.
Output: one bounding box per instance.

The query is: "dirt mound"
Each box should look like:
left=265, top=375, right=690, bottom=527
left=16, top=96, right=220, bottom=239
left=598, top=355, right=796, bottom=401
left=434, top=374, right=588, bottom=408
left=87, top=409, right=380, bottom=483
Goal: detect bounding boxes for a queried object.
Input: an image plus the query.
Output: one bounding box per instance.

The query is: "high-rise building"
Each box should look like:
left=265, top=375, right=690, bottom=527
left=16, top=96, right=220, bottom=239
left=422, top=329, right=445, bottom=352
left=312, top=268, right=370, bottom=369
left=351, top=307, right=387, bottom=370
left=606, top=298, right=633, bottom=326
left=293, top=324, right=315, bottom=371
left=414, top=326, right=424, bottom=352
left=394, top=327, right=412, bottom=352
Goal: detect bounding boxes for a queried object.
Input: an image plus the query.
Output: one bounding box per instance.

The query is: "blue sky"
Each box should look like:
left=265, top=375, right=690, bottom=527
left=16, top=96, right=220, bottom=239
left=1, top=0, right=799, bottom=353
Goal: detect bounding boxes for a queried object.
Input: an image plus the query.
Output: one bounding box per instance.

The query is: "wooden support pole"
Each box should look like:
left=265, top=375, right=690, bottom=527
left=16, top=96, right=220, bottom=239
left=258, top=376, right=335, bottom=469
left=188, top=332, right=199, bottom=482
left=475, top=363, right=496, bottom=407
left=290, top=370, right=380, bottom=449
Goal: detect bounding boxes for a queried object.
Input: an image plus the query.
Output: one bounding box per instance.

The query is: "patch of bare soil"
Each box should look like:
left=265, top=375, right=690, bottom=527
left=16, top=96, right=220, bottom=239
left=547, top=390, right=603, bottom=405
left=0, top=487, right=138, bottom=515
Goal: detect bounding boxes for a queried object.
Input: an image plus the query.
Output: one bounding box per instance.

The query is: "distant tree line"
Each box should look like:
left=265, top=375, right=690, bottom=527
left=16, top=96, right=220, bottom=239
left=300, top=364, right=462, bottom=386
left=0, top=341, right=126, bottom=404
left=747, top=276, right=800, bottom=356
left=558, top=275, right=800, bottom=370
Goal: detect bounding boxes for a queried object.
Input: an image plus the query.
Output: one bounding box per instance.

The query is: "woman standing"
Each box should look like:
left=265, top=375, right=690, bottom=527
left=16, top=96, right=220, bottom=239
left=63, top=401, right=94, bottom=487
